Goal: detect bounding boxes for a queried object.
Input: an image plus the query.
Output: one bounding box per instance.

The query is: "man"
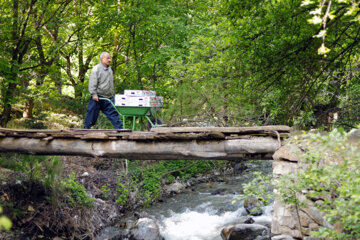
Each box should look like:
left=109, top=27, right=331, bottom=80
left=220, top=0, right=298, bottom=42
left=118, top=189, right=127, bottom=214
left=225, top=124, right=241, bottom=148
left=84, top=51, right=123, bottom=129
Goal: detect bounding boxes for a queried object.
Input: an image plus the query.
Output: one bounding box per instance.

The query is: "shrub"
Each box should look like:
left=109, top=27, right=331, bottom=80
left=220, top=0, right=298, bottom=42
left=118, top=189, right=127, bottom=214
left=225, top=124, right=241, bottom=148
left=62, top=173, right=94, bottom=208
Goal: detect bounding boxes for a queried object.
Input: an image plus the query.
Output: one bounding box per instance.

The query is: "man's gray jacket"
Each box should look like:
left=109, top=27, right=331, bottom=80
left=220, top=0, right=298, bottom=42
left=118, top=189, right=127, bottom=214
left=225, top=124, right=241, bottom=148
left=88, top=63, right=115, bottom=98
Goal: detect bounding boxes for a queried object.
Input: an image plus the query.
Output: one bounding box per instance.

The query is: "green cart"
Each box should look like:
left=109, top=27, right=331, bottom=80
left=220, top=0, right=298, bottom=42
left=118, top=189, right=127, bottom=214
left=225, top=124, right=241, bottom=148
left=99, top=97, right=164, bottom=130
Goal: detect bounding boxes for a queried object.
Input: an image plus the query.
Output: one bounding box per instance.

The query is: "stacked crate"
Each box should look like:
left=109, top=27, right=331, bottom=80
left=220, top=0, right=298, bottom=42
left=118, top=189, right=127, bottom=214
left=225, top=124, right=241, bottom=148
left=115, top=90, right=163, bottom=107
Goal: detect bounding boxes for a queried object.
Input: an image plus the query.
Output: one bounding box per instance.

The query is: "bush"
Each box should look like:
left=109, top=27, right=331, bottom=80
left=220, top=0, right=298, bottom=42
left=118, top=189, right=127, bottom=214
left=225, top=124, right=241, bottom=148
left=62, top=173, right=94, bottom=208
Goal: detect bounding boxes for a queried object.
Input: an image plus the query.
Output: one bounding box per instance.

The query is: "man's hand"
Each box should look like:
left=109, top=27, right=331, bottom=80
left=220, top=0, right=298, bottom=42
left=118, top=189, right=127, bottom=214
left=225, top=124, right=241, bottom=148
left=93, top=96, right=99, bottom=102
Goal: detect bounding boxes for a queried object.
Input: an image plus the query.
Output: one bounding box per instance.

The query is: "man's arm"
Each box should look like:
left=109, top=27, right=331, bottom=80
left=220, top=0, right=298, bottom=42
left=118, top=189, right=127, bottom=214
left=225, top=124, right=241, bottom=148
left=89, top=66, right=99, bottom=101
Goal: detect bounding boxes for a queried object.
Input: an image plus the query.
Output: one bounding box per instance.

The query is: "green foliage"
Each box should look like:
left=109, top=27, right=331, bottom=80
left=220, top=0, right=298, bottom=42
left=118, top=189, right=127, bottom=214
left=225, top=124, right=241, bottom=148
left=62, top=173, right=94, bottom=208
left=116, top=174, right=132, bottom=207
left=115, top=160, right=226, bottom=208
left=232, top=171, right=273, bottom=211
left=0, top=206, right=12, bottom=231
left=277, top=129, right=360, bottom=239
left=0, top=0, right=359, bottom=129
left=101, top=184, right=112, bottom=200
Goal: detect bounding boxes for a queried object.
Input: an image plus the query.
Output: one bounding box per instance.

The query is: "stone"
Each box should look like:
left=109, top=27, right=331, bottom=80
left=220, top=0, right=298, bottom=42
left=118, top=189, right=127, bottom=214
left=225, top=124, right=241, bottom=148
left=233, top=163, right=248, bottom=174
left=271, top=235, right=294, bottom=240
left=244, top=197, right=263, bottom=216
left=271, top=220, right=302, bottom=239
left=299, top=211, right=311, bottom=227
left=348, top=129, right=360, bottom=143
left=221, top=224, right=270, bottom=240
left=244, top=217, right=255, bottom=224
left=272, top=199, right=298, bottom=229
left=272, top=160, right=298, bottom=176
left=129, top=218, right=162, bottom=240
left=211, top=188, right=227, bottom=195
left=164, top=182, right=185, bottom=194
left=271, top=199, right=302, bottom=239
left=272, top=145, right=301, bottom=162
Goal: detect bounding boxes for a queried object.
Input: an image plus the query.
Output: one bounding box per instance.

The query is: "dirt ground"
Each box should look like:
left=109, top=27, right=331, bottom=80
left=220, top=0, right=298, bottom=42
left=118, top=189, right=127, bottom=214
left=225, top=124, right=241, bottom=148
left=0, top=156, right=127, bottom=240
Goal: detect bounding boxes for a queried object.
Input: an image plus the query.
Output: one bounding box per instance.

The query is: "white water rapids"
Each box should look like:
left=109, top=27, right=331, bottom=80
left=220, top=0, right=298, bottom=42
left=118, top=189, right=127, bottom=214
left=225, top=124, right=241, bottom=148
left=97, top=160, right=273, bottom=240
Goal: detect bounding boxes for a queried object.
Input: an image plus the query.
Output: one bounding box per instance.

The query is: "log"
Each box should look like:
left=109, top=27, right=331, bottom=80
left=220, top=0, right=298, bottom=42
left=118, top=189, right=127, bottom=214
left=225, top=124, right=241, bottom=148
left=150, top=125, right=292, bottom=134
left=0, top=136, right=280, bottom=160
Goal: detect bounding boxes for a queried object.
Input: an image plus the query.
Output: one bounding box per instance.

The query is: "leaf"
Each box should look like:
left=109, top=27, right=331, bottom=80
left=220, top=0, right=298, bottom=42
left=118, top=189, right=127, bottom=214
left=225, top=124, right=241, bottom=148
left=0, top=216, right=12, bottom=230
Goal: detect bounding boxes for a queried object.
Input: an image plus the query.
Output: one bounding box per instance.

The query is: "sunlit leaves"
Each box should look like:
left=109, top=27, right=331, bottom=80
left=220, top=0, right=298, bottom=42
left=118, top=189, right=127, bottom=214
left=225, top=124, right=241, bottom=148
left=0, top=206, right=11, bottom=230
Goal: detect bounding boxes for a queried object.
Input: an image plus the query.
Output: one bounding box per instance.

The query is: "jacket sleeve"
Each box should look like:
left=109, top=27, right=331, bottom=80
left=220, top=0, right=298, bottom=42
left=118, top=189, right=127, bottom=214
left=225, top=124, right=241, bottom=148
left=88, top=66, right=98, bottom=97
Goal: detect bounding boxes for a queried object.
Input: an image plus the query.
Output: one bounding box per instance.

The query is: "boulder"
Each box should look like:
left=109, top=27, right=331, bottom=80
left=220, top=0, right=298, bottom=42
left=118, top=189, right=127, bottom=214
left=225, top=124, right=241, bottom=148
left=244, top=197, right=263, bottom=216
left=129, top=218, right=162, bottom=240
left=164, top=182, right=185, bottom=194
left=221, top=224, right=270, bottom=240
left=272, top=145, right=301, bottom=162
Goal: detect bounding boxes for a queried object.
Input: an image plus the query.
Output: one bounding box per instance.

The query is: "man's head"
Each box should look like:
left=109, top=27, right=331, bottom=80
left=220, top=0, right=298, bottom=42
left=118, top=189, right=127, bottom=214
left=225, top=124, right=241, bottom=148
left=100, top=51, right=111, bottom=66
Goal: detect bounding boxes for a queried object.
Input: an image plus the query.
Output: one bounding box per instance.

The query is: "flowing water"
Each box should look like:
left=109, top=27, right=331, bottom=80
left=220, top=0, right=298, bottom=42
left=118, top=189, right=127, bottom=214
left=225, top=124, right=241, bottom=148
left=97, top=160, right=273, bottom=240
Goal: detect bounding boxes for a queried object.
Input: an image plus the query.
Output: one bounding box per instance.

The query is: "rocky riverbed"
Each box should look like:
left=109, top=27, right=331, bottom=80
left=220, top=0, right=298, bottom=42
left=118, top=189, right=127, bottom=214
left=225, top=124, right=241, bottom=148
left=95, top=160, right=274, bottom=240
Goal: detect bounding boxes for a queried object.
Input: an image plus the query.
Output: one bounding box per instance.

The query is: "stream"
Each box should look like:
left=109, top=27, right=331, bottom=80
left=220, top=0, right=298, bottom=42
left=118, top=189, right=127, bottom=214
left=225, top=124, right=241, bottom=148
left=96, top=160, right=273, bottom=240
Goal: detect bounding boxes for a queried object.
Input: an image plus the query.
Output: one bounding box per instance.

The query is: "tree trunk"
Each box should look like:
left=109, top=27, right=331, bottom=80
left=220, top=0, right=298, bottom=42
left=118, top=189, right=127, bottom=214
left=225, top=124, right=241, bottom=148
left=23, top=99, right=34, bottom=118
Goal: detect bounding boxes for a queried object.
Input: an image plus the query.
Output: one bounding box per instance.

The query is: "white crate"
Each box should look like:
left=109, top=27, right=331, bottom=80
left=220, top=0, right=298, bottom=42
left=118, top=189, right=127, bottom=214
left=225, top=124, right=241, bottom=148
left=115, top=92, right=163, bottom=107
left=115, top=101, right=162, bottom=107
left=124, top=90, right=156, bottom=97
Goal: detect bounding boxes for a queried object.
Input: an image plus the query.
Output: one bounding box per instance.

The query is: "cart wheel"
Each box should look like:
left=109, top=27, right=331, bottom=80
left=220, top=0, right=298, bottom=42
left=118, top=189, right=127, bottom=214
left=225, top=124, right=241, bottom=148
left=147, top=117, right=163, bottom=131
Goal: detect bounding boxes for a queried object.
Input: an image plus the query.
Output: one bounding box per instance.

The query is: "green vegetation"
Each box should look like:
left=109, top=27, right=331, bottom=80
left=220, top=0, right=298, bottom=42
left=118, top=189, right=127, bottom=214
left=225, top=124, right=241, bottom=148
left=0, top=206, right=12, bottom=231
left=116, top=160, right=225, bottom=208
left=0, top=154, right=94, bottom=209
left=62, top=173, right=94, bottom=208
left=277, top=129, right=360, bottom=239
left=232, top=171, right=273, bottom=211
left=0, top=0, right=359, bottom=129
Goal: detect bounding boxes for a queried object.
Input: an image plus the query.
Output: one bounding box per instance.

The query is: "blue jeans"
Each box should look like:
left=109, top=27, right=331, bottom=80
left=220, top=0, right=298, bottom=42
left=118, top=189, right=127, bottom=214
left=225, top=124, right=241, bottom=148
left=84, top=96, right=123, bottom=129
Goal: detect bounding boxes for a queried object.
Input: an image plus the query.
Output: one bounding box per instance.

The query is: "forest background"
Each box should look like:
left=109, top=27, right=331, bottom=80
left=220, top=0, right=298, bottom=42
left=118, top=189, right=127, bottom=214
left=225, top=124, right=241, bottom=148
left=1, top=0, right=360, bottom=130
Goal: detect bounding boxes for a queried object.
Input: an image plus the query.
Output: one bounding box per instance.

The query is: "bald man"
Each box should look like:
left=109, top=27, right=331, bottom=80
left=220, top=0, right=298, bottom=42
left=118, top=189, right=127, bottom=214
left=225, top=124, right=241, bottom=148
left=84, top=51, right=123, bottom=129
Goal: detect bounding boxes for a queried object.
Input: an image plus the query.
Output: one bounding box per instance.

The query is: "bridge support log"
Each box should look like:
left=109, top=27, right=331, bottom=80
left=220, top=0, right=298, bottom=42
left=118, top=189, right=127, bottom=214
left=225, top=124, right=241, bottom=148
left=0, top=137, right=280, bottom=160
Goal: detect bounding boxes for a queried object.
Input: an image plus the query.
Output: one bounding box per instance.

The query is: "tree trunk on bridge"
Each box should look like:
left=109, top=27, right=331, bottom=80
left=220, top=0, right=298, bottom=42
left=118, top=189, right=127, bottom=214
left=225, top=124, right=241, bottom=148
left=0, top=137, right=280, bottom=160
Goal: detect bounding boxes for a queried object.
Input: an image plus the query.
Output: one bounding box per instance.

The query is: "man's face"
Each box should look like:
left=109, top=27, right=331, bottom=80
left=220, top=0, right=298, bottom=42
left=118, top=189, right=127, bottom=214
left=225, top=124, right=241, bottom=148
left=101, top=53, right=111, bottom=66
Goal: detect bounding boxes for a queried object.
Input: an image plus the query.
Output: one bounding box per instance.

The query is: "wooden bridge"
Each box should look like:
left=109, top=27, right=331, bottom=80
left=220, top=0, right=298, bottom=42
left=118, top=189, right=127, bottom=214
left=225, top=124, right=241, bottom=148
left=0, top=126, right=291, bottom=160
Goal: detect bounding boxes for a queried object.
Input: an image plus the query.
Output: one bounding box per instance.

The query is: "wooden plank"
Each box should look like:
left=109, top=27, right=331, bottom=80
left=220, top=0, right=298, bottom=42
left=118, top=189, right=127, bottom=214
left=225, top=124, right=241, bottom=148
left=70, top=128, right=132, bottom=133
left=42, top=136, right=54, bottom=141
left=80, top=132, right=109, bottom=140
left=207, top=131, right=226, bottom=139
left=150, top=125, right=292, bottom=134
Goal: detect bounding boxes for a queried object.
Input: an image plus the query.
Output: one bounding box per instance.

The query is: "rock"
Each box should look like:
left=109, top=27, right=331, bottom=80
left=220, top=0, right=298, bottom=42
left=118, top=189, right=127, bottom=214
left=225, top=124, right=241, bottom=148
left=254, top=216, right=272, bottom=229
left=129, top=218, right=162, bottom=240
left=211, top=188, right=227, bottom=195
left=244, top=217, right=255, bottom=224
left=233, top=163, right=247, bottom=174
left=349, top=129, right=360, bottom=143
left=272, top=145, right=301, bottom=162
left=272, top=160, right=298, bottom=176
left=244, top=197, right=263, bottom=216
left=271, top=235, right=294, bottom=240
left=271, top=199, right=302, bottom=238
left=164, top=182, right=185, bottom=194
left=221, top=224, right=270, bottom=240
